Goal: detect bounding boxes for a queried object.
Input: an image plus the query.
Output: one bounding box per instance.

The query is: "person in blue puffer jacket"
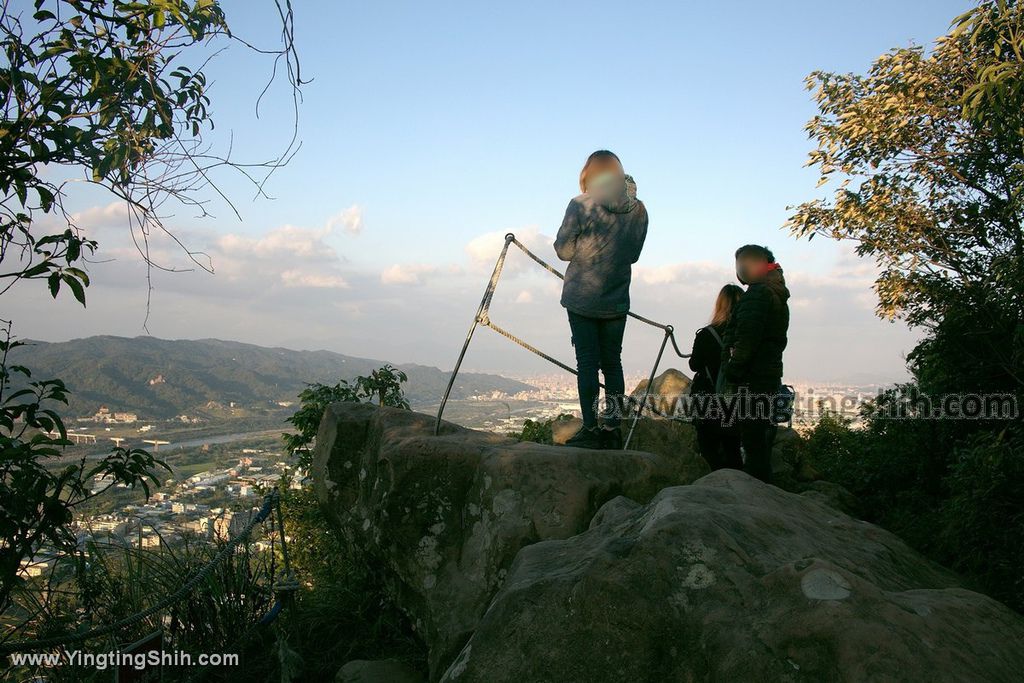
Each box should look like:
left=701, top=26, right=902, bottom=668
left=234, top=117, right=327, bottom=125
left=554, top=150, right=648, bottom=449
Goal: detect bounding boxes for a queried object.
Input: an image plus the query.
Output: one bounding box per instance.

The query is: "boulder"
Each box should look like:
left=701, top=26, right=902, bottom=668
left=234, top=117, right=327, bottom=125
left=551, top=414, right=700, bottom=465
left=312, top=403, right=709, bottom=678
left=553, top=417, right=827, bottom=502
left=628, top=367, right=692, bottom=417
left=771, top=425, right=823, bottom=487
left=441, top=470, right=1024, bottom=683
left=336, top=659, right=424, bottom=683
left=795, top=479, right=861, bottom=517
left=621, top=369, right=822, bottom=487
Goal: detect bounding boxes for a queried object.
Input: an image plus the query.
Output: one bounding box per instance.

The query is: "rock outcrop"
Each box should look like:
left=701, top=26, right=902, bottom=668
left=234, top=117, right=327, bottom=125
left=313, top=405, right=1024, bottom=682
left=440, top=470, right=1024, bottom=683
left=312, top=403, right=709, bottom=677
left=628, top=367, right=691, bottom=417
left=551, top=412, right=698, bottom=456
left=336, top=659, right=424, bottom=683
left=553, top=412, right=831, bottom=504
left=624, top=368, right=823, bottom=488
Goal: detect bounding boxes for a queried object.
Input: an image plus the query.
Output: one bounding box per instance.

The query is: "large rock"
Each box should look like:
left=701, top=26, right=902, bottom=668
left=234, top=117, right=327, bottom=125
left=551, top=414, right=700, bottom=462
left=312, top=403, right=709, bottom=678
left=441, top=470, right=1024, bottom=683
left=336, top=659, right=424, bottom=683
left=771, top=425, right=823, bottom=487
left=553, top=415, right=827, bottom=501
left=628, top=367, right=692, bottom=417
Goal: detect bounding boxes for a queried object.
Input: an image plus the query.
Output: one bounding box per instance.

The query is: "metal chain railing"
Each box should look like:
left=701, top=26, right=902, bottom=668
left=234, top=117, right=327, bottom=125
left=0, top=487, right=296, bottom=656
left=435, top=232, right=691, bottom=448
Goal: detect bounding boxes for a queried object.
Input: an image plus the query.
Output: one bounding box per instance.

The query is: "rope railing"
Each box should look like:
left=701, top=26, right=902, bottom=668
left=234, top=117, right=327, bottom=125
left=435, top=232, right=691, bottom=449
left=0, top=488, right=296, bottom=656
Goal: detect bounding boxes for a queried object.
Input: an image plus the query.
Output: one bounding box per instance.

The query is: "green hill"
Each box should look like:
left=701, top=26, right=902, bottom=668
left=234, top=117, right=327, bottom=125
left=8, top=335, right=533, bottom=419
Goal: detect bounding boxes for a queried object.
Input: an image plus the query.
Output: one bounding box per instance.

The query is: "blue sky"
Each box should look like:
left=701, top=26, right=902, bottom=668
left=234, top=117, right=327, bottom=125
left=8, top=0, right=974, bottom=383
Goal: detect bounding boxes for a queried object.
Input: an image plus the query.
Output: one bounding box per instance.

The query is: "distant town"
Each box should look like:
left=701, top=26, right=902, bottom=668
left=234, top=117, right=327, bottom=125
left=453, top=373, right=891, bottom=432
left=20, top=436, right=301, bottom=580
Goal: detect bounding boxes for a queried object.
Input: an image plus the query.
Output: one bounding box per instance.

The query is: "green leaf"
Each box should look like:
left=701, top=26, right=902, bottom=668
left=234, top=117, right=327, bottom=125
left=62, top=274, right=86, bottom=306
left=36, top=186, right=55, bottom=212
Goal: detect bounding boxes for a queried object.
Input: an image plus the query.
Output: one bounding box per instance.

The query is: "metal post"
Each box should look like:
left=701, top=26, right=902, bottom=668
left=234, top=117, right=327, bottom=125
left=434, top=233, right=515, bottom=435
left=623, top=326, right=672, bottom=450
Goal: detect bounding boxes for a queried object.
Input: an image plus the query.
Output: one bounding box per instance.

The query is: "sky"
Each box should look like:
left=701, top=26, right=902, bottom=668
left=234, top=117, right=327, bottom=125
left=4, top=0, right=975, bottom=384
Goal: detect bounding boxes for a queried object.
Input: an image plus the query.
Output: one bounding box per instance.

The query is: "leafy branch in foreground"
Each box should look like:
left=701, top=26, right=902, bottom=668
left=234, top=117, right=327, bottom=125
left=0, top=323, right=171, bottom=616
left=1, top=0, right=305, bottom=322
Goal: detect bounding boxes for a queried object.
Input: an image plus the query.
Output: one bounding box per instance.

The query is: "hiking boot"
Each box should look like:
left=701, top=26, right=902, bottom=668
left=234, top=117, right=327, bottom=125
left=564, top=425, right=602, bottom=449
left=599, top=426, right=623, bottom=450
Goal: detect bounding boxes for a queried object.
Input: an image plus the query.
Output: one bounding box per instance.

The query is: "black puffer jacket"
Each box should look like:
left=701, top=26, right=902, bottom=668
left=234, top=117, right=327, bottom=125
left=688, top=324, right=725, bottom=395
left=721, top=268, right=790, bottom=389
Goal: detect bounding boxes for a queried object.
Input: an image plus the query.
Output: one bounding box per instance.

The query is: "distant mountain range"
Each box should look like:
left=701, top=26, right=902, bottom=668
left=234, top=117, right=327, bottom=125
left=8, top=335, right=534, bottom=419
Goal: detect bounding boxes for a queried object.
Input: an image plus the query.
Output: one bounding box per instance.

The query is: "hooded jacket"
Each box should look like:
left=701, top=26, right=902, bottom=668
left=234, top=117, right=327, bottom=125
left=721, top=267, right=790, bottom=388
left=553, top=174, right=648, bottom=319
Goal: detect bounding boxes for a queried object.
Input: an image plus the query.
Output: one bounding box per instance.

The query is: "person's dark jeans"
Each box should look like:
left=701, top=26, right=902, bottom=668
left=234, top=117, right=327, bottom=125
left=729, top=383, right=778, bottom=483
left=567, top=311, right=627, bottom=429
left=739, top=416, right=776, bottom=482
left=695, top=416, right=742, bottom=471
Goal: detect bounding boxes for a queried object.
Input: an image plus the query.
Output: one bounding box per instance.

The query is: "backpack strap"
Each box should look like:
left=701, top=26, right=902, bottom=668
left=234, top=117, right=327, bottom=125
left=706, top=325, right=724, bottom=348
left=702, top=325, right=725, bottom=384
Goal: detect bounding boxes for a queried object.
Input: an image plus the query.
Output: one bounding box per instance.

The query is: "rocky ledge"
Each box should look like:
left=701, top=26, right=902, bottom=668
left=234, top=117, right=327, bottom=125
left=312, top=403, right=708, bottom=676
left=313, top=404, right=1024, bottom=682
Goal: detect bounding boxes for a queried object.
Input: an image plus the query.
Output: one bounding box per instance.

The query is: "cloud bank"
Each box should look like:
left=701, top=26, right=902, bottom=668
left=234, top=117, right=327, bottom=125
left=6, top=207, right=917, bottom=384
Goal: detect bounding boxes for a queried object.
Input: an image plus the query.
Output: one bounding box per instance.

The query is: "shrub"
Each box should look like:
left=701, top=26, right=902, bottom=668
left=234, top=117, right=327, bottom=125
left=508, top=414, right=575, bottom=444
left=940, top=429, right=1024, bottom=609
left=803, top=408, right=1024, bottom=613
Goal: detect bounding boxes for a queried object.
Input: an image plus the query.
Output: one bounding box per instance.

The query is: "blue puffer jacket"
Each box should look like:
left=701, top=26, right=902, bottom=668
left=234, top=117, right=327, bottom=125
left=553, top=174, right=648, bottom=319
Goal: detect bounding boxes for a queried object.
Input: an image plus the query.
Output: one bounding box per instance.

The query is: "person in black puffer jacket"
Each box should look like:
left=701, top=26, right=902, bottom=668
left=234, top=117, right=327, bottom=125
left=720, top=244, right=790, bottom=483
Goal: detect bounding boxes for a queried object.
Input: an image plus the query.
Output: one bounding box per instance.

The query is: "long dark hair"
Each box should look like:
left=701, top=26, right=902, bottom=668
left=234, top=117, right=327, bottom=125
left=710, top=284, right=743, bottom=327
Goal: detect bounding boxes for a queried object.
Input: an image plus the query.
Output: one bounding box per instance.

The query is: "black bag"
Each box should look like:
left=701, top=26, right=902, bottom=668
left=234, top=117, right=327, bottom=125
left=773, top=384, right=796, bottom=425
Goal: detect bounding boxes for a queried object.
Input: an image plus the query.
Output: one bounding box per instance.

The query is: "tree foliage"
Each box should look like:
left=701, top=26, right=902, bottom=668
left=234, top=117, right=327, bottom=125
left=507, top=414, right=575, bottom=445
left=793, top=0, right=1024, bottom=612
left=283, top=366, right=410, bottom=469
left=1, top=0, right=302, bottom=309
left=787, top=0, right=1024, bottom=394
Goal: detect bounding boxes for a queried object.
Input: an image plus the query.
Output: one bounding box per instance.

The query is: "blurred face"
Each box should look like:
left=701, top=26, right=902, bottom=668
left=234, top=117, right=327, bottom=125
left=735, top=254, right=764, bottom=285
left=583, top=157, right=624, bottom=192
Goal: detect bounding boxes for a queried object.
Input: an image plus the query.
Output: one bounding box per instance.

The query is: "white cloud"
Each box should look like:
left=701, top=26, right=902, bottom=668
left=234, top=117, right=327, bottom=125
left=634, top=261, right=732, bottom=286
left=465, top=227, right=553, bottom=275
left=789, top=297, right=817, bottom=309
left=381, top=263, right=438, bottom=285
left=325, top=205, right=364, bottom=235
left=9, top=201, right=918, bottom=384
left=52, top=205, right=360, bottom=303
left=280, top=269, right=349, bottom=289
left=216, top=224, right=338, bottom=260
left=69, top=202, right=130, bottom=232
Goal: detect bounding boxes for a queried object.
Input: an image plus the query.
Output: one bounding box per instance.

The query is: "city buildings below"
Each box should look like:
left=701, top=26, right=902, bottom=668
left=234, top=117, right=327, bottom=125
left=89, top=406, right=139, bottom=424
